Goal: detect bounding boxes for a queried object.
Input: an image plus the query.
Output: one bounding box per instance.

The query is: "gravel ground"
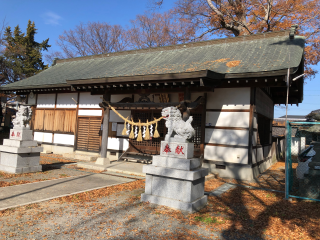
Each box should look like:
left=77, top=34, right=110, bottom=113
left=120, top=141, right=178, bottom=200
left=0, top=184, right=222, bottom=240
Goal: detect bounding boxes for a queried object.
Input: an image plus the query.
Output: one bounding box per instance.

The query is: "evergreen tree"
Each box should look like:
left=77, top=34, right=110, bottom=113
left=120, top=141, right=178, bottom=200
left=0, top=20, right=50, bottom=86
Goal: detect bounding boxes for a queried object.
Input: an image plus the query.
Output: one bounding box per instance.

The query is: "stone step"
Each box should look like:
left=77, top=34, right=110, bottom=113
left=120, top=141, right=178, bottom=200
left=62, top=153, right=98, bottom=161
left=104, top=167, right=146, bottom=177
left=101, top=172, right=145, bottom=180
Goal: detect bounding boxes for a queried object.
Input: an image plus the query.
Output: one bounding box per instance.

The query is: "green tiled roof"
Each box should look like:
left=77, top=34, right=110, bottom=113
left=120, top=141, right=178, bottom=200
left=2, top=31, right=305, bottom=90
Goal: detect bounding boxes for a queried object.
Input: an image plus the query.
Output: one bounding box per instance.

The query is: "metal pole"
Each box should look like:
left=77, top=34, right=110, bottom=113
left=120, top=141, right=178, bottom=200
left=285, top=68, right=290, bottom=199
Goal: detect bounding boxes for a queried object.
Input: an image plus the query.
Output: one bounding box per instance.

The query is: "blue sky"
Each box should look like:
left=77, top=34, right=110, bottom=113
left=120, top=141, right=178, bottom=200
left=1, top=0, right=319, bottom=118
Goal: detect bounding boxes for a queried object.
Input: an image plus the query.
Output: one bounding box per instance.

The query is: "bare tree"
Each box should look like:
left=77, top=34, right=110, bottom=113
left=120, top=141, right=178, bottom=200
left=169, top=0, right=320, bottom=77
left=46, top=22, right=128, bottom=62
left=127, top=11, right=198, bottom=49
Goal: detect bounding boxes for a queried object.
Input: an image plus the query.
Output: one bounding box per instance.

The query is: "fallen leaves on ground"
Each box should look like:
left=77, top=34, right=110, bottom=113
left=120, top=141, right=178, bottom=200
left=40, top=154, right=76, bottom=165
left=204, top=177, right=225, bottom=192
left=52, top=179, right=145, bottom=203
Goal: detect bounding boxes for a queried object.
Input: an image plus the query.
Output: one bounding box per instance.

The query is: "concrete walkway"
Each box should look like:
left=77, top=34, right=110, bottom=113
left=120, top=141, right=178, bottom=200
left=78, top=161, right=147, bottom=176
left=0, top=173, right=135, bottom=211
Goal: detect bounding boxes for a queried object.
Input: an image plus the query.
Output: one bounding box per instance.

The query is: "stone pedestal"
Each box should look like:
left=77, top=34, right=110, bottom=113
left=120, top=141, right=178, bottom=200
left=0, top=128, right=43, bottom=174
left=141, top=141, right=208, bottom=212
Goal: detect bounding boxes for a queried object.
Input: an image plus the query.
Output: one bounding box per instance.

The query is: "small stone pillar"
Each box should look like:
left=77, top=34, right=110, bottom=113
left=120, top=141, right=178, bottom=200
left=0, top=106, right=43, bottom=174
left=141, top=139, right=208, bottom=212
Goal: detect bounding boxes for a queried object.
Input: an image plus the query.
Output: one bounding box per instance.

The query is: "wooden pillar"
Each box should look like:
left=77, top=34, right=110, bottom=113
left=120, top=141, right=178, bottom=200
left=248, top=87, right=256, bottom=165
left=100, top=93, right=110, bottom=159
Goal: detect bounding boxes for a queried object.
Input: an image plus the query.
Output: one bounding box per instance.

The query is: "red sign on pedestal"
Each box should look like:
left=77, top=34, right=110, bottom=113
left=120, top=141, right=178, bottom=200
left=163, top=144, right=171, bottom=154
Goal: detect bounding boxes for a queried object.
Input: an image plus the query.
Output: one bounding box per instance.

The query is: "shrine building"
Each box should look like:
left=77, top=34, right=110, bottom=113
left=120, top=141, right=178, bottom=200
left=0, top=26, right=305, bottom=180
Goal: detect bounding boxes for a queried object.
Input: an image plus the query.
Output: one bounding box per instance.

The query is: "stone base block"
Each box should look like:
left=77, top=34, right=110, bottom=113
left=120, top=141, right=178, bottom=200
left=0, top=152, right=41, bottom=168
left=145, top=174, right=205, bottom=202
left=95, top=157, right=110, bottom=165
left=0, top=145, right=43, bottom=154
left=3, top=139, right=38, bottom=148
left=160, top=141, right=194, bottom=159
left=9, top=129, right=33, bottom=141
left=141, top=193, right=207, bottom=213
left=152, top=155, right=201, bottom=170
left=0, top=164, right=42, bottom=174
left=143, top=165, right=208, bottom=181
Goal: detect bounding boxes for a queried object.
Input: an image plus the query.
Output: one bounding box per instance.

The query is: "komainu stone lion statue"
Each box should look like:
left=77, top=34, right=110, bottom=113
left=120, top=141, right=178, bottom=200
left=161, top=106, right=195, bottom=142
left=12, top=105, right=32, bottom=129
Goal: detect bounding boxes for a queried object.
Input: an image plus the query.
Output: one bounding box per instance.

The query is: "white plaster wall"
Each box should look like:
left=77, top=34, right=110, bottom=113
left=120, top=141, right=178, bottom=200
left=79, top=92, right=102, bottom=108
left=206, top=112, right=250, bottom=128
left=301, top=137, right=306, bottom=152
left=28, top=94, right=36, bottom=105
left=53, top=134, right=75, bottom=145
left=117, top=124, right=129, bottom=136
left=111, top=94, right=132, bottom=102
left=252, top=149, right=257, bottom=164
left=205, top=129, right=249, bottom=146
left=257, top=147, right=264, bottom=162
left=291, top=137, right=301, bottom=156
left=78, top=110, right=102, bottom=116
left=253, top=114, right=257, bottom=129
left=110, top=110, right=131, bottom=122
left=252, top=131, right=257, bottom=146
left=34, top=132, right=53, bottom=143
left=107, top=137, right=129, bottom=151
left=37, top=94, right=55, bottom=108
left=204, top=145, right=248, bottom=164
left=56, top=93, right=78, bottom=108
left=206, top=88, right=250, bottom=109
left=264, top=146, right=271, bottom=158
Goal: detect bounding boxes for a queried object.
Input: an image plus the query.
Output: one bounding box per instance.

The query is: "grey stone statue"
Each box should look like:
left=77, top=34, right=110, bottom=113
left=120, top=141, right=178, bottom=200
left=12, top=105, right=32, bottom=129
left=161, top=106, right=195, bottom=142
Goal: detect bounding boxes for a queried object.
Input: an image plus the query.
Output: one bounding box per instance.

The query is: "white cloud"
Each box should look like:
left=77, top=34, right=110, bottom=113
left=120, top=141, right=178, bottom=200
left=42, top=11, right=62, bottom=26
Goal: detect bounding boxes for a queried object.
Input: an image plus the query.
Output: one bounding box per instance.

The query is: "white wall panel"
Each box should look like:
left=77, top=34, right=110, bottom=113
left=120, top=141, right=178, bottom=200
left=252, top=149, right=257, bottom=164
left=205, top=128, right=249, bottom=146
left=206, top=112, right=250, bottom=128
left=264, top=146, right=271, bottom=158
left=117, top=124, right=129, bottom=136
left=34, top=132, right=53, bottom=143
left=37, top=94, right=55, bottom=108
left=56, top=93, right=78, bottom=108
left=78, top=110, right=102, bottom=116
left=110, top=110, right=131, bottom=122
left=206, top=88, right=250, bottom=109
left=204, top=145, right=248, bottom=164
left=28, top=94, right=36, bottom=105
left=257, top=147, right=264, bottom=162
left=253, top=114, right=257, bottom=129
left=53, top=134, right=75, bottom=145
left=252, top=131, right=257, bottom=146
left=79, top=92, right=102, bottom=108
left=107, top=137, right=129, bottom=151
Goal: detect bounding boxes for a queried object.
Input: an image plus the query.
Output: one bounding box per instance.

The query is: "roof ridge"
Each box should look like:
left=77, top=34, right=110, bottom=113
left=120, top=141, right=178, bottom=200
left=56, top=30, right=291, bottom=64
